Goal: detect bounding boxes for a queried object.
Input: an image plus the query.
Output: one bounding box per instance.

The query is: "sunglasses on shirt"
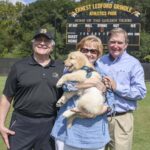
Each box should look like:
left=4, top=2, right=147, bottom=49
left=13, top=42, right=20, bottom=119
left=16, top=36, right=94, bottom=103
left=80, top=48, right=99, bottom=55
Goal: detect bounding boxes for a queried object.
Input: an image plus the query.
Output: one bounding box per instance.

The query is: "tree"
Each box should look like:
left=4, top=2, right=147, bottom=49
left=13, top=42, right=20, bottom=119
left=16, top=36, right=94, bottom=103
left=0, top=0, right=149, bottom=61
left=0, top=1, right=25, bottom=57
left=18, top=0, right=76, bottom=58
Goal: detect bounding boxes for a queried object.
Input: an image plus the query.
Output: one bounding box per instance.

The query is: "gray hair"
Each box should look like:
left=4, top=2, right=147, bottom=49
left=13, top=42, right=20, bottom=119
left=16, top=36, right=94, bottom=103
left=108, top=27, right=129, bottom=44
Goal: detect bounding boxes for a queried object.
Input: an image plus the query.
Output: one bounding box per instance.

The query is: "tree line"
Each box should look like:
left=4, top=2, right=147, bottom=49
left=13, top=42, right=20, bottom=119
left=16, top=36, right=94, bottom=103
left=0, top=0, right=150, bottom=62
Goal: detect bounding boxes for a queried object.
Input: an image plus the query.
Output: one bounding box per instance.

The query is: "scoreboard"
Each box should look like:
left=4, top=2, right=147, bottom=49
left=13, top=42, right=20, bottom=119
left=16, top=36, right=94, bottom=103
left=67, top=23, right=140, bottom=48
left=66, top=3, right=141, bottom=51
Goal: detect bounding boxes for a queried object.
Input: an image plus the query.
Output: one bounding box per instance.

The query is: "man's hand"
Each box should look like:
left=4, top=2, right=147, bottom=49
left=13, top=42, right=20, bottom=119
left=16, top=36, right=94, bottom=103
left=0, top=95, right=14, bottom=149
left=0, top=125, right=15, bottom=149
left=103, top=76, right=116, bottom=91
left=76, top=77, right=106, bottom=93
left=95, top=79, right=106, bottom=93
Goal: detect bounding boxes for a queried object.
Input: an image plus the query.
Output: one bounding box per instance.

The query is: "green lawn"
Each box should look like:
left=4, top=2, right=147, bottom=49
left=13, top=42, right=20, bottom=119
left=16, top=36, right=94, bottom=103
left=0, top=76, right=150, bottom=150
left=133, top=82, right=150, bottom=150
left=0, top=76, right=7, bottom=150
left=0, top=76, right=12, bottom=150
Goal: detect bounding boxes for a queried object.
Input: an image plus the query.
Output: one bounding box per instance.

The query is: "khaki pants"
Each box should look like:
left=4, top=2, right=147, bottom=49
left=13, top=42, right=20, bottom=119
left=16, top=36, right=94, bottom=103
left=105, top=112, right=134, bottom=150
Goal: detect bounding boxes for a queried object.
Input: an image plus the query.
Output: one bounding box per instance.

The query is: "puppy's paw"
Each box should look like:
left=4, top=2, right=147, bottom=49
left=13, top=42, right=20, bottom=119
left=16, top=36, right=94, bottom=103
left=63, top=110, right=75, bottom=118
left=67, top=123, right=72, bottom=128
left=56, top=101, right=64, bottom=107
left=56, top=79, right=64, bottom=87
left=67, top=119, right=73, bottom=128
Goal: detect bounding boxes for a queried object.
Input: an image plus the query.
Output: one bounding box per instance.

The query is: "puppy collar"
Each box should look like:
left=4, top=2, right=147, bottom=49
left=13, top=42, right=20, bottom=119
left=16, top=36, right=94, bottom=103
left=81, top=66, right=95, bottom=78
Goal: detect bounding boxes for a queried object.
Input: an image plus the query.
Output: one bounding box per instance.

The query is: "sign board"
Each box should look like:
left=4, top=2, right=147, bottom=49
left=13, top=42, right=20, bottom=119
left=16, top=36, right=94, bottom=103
left=66, top=3, right=141, bottom=50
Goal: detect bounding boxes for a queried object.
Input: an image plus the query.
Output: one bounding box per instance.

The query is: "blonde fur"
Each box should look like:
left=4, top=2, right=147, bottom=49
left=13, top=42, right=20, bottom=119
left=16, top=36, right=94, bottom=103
left=56, top=51, right=105, bottom=127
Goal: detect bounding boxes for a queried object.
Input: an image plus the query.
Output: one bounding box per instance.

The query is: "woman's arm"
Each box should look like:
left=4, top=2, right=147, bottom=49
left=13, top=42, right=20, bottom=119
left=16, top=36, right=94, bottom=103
left=76, top=77, right=106, bottom=93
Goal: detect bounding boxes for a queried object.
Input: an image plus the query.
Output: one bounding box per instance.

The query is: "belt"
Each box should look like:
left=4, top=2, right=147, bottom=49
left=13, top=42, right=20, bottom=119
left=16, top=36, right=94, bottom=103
left=14, top=110, right=56, bottom=118
left=107, top=110, right=133, bottom=117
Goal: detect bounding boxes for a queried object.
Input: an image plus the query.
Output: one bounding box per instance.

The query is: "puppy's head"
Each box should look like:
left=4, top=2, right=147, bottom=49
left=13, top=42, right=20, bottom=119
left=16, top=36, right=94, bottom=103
left=64, top=51, right=92, bottom=72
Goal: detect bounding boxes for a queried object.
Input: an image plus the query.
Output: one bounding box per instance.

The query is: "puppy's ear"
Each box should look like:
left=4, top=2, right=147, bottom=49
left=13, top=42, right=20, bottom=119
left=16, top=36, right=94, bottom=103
left=75, top=54, right=86, bottom=69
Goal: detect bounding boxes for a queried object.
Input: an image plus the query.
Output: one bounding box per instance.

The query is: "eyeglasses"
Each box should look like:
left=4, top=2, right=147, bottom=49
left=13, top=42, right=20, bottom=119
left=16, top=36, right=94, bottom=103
left=35, top=37, right=51, bottom=44
left=80, top=48, right=99, bottom=55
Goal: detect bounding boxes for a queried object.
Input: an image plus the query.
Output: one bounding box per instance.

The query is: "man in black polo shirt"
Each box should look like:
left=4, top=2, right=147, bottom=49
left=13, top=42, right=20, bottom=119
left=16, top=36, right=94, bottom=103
left=0, top=28, right=64, bottom=150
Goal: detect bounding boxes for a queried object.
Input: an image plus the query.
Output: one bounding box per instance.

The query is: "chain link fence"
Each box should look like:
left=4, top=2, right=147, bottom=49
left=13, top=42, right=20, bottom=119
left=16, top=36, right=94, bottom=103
left=142, top=63, right=150, bottom=82
left=0, top=58, right=150, bottom=81
left=0, top=58, right=20, bottom=75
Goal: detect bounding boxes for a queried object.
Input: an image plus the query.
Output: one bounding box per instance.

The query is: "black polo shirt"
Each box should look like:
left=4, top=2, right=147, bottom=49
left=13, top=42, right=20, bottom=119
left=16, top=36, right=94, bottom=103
left=3, top=55, right=64, bottom=117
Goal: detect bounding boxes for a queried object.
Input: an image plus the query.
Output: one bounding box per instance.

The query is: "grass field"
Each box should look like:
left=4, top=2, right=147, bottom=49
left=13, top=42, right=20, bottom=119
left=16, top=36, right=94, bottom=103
left=0, top=76, right=150, bottom=150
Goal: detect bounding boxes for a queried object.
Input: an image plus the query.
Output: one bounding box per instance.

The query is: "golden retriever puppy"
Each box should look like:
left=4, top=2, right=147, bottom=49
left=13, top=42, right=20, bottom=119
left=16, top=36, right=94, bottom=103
left=56, top=51, right=105, bottom=127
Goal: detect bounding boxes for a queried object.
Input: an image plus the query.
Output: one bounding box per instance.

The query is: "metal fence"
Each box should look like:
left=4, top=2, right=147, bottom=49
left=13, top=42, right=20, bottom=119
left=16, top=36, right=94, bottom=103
left=0, top=58, right=20, bottom=75
left=0, top=58, right=150, bottom=81
left=142, top=63, right=150, bottom=82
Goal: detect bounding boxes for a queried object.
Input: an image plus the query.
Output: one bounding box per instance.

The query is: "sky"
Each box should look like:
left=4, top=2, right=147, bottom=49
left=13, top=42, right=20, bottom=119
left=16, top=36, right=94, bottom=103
left=0, top=0, right=37, bottom=5
left=0, top=0, right=80, bottom=5
left=0, top=0, right=80, bottom=4
left=24, top=0, right=36, bottom=4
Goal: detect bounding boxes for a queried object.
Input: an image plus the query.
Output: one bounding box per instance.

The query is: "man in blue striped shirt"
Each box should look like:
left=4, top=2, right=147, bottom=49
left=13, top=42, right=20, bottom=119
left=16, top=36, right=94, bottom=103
left=96, top=27, right=147, bottom=150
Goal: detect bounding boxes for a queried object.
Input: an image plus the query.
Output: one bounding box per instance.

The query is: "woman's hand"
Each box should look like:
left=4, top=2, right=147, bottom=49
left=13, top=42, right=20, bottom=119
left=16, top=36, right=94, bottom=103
left=76, top=77, right=106, bottom=93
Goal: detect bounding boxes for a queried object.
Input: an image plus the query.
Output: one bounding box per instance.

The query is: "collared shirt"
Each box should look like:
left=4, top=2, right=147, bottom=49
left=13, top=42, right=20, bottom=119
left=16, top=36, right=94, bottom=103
left=51, top=67, right=111, bottom=149
left=51, top=96, right=110, bottom=149
left=3, top=55, right=64, bottom=117
left=96, top=51, right=147, bottom=113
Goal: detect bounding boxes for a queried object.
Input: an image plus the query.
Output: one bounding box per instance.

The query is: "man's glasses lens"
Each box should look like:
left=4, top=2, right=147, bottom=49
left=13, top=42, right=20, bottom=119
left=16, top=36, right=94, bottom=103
left=35, top=37, right=51, bottom=43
